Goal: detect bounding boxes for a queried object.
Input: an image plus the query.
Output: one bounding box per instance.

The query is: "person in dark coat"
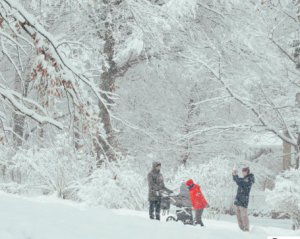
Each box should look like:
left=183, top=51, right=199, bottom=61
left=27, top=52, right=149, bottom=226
left=147, top=162, right=172, bottom=220
left=232, top=167, right=255, bottom=231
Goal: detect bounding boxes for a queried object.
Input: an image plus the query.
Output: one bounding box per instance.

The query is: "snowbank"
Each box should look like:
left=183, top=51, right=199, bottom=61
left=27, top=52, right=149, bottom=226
left=0, top=193, right=298, bottom=239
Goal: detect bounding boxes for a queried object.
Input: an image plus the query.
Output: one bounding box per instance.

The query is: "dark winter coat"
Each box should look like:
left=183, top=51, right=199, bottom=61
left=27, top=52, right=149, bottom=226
left=147, top=162, right=172, bottom=201
left=233, top=173, right=255, bottom=208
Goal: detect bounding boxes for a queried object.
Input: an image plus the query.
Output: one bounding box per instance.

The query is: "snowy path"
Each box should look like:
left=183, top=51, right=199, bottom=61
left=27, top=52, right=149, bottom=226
left=0, top=193, right=299, bottom=239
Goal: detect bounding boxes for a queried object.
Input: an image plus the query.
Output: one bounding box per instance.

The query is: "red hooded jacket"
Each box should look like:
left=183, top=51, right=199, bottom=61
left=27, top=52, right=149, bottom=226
left=186, top=179, right=208, bottom=210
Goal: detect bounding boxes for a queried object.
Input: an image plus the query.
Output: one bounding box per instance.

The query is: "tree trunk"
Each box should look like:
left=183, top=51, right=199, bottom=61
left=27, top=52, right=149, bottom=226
left=95, top=16, right=118, bottom=164
left=283, top=130, right=292, bottom=170
left=13, top=113, right=26, bottom=147
left=181, top=98, right=195, bottom=166
left=12, top=56, right=32, bottom=148
left=73, top=114, right=81, bottom=150
left=295, top=133, right=300, bottom=169
left=12, top=74, right=26, bottom=147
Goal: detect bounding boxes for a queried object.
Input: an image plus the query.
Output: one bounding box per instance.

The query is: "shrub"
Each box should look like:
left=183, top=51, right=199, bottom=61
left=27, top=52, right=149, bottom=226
left=167, top=157, right=234, bottom=218
left=266, top=169, right=300, bottom=229
left=77, top=160, right=147, bottom=210
left=0, top=135, right=94, bottom=198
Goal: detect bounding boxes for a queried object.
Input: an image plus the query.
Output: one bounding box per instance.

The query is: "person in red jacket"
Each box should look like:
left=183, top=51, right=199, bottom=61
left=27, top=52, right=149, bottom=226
left=186, top=179, right=208, bottom=226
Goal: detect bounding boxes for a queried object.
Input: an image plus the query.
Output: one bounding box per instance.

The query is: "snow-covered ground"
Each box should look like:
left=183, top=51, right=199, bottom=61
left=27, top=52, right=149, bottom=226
left=0, top=192, right=299, bottom=239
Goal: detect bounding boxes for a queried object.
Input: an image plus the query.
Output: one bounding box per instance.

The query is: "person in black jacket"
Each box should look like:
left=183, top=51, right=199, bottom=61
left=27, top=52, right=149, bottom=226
left=232, top=167, right=255, bottom=231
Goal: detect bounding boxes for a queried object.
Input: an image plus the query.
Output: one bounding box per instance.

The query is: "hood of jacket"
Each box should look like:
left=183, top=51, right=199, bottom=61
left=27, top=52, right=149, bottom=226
left=151, top=161, right=161, bottom=172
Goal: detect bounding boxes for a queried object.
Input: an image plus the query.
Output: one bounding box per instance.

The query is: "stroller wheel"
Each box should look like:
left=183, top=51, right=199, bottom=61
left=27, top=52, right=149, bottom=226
left=166, top=216, right=177, bottom=222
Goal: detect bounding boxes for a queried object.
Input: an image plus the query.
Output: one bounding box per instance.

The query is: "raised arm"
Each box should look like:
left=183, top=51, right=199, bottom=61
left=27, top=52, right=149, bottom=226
left=233, top=175, right=253, bottom=188
left=233, top=175, right=243, bottom=185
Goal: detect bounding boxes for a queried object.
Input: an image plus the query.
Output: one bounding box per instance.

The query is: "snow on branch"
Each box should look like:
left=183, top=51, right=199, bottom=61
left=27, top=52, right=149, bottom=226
left=0, top=83, right=63, bottom=129
left=182, top=48, right=297, bottom=146
left=0, top=0, right=112, bottom=129
left=177, top=124, right=258, bottom=141
left=197, top=59, right=298, bottom=146
left=5, top=0, right=109, bottom=102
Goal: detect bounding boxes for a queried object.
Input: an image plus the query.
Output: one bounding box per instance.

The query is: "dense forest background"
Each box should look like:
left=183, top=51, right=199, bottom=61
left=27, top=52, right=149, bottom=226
left=0, top=0, right=300, bottom=227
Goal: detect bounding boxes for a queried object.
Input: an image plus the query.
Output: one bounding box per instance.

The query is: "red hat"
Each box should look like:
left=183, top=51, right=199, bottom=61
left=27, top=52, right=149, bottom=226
left=186, top=179, right=194, bottom=187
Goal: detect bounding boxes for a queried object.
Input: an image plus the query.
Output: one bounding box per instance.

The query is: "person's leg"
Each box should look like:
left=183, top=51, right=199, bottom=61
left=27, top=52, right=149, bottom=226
left=194, top=209, right=204, bottom=226
left=236, top=206, right=244, bottom=230
left=240, top=207, right=249, bottom=231
left=155, top=200, right=161, bottom=220
left=186, top=208, right=193, bottom=224
left=149, top=201, right=155, bottom=219
left=198, top=209, right=204, bottom=226
left=194, top=210, right=199, bottom=225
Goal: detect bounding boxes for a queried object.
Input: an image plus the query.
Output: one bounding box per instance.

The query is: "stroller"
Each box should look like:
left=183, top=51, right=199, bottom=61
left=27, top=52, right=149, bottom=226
left=161, top=195, right=193, bottom=225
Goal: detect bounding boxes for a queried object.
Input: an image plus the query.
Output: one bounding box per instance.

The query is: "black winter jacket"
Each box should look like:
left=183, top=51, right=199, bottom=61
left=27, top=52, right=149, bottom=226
left=233, top=173, right=255, bottom=208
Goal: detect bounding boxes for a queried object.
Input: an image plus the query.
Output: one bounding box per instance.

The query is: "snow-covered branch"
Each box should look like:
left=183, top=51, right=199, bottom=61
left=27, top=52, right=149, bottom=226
left=186, top=54, right=298, bottom=146
left=177, top=124, right=258, bottom=141
left=0, top=83, right=63, bottom=129
left=0, top=0, right=112, bottom=119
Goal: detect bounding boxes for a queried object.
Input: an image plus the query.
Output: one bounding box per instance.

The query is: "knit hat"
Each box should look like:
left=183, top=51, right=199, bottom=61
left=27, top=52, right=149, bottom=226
left=186, top=179, right=194, bottom=187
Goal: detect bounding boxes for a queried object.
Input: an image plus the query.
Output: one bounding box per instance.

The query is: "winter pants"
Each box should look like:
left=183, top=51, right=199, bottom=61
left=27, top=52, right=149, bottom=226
left=194, top=209, right=204, bottom=226
left=149, top=200, right=161, bottom=220
left=236, top=206, right=249, bottom=231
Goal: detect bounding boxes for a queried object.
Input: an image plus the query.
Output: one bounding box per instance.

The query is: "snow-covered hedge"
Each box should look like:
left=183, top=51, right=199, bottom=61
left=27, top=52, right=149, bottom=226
left=77, top=161, right=147, bottom=210
left=0, top=135, right=94, bottom=198
left=167, top=157, right=234, bottom=218
left=73, top=157, right=241, bottom=212
left=0, top=143, right=276, bottom=216
left=266, top=169, right=300, bottom=229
